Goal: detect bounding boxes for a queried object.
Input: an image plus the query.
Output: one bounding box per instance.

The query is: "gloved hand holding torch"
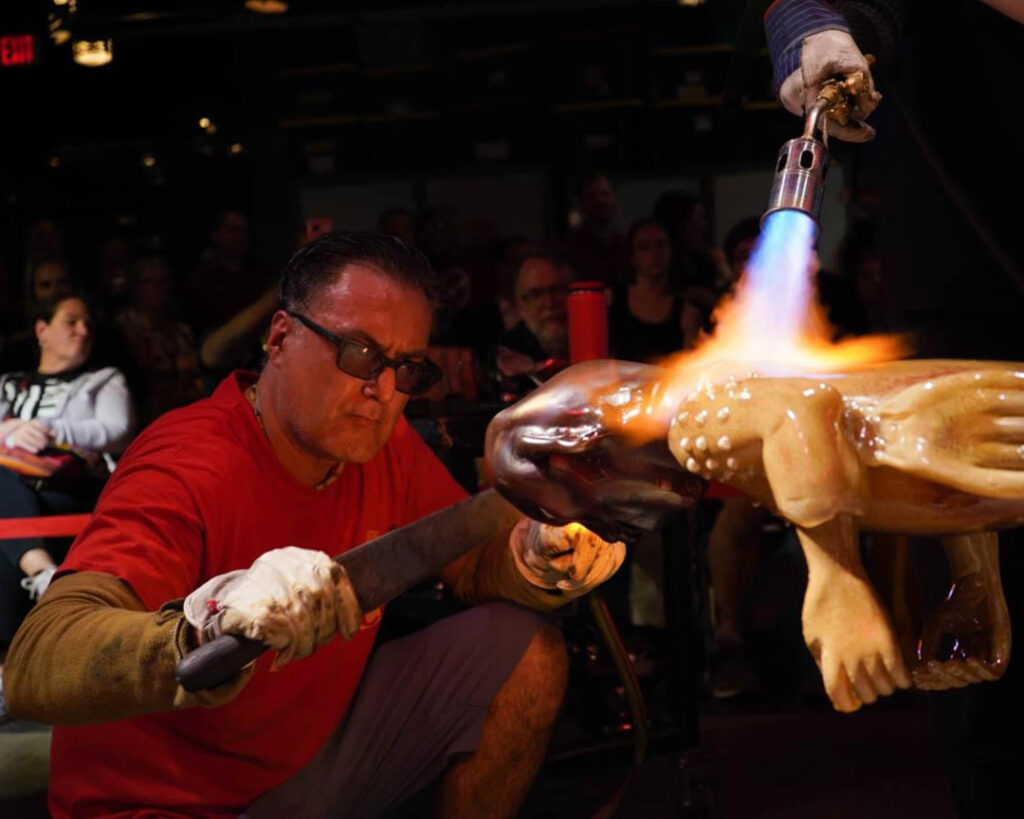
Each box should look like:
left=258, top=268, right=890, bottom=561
left=765, top=0, right=881, bottom=141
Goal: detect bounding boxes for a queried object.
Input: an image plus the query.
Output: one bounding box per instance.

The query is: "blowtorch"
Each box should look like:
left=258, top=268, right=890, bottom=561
left=763, top=63, right=879, bottom=228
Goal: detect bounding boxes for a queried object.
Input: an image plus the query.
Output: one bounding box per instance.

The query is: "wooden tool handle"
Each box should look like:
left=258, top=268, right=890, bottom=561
left=175, top=633, right=266, bottom=693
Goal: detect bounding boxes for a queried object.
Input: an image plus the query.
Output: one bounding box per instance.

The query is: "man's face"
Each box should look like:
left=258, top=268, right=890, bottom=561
left=272, top=264, right=433, bottom=464
left=34, top=261, right=72, bottom=303
left=580, top=176, right=616, bottom=226
left=515, top=258, right=570, bottom=354
left=213, top=212, right=250, bottom=260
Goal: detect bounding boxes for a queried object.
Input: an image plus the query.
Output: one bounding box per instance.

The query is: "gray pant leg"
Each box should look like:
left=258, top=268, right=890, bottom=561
left=244, top=602, right=547, bottom=819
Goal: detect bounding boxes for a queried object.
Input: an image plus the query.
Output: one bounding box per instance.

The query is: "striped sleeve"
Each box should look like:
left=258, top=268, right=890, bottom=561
left=764, top=0, right=850, bottom=89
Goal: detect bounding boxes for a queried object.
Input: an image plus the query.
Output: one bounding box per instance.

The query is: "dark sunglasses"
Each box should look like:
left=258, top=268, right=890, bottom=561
left=288, top=311, right=442, bottom=396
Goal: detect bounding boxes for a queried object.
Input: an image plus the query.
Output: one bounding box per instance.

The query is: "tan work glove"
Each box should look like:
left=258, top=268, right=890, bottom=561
left=510, top=518, right=625, bottom=598
left=779, top=29, right=879, bottom=142
left=184, top=546, right=363, bottom=667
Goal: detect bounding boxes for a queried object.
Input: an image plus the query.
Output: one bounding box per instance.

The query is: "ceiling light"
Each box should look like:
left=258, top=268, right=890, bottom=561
left=48, top=157, right=61, bottom=169
left=229, top=143, right=244, bottom=155
left=72, top=39, right=112, bottom=67
left=245, top=0, right=289, bottom=14
left=141, top=154, right=156, bottom=168
left=198, top=116, right=211, bottom=129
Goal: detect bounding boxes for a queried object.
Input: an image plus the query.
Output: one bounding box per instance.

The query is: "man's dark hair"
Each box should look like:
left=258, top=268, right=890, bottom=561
left=279, top=230, right=437, bottom=312
left=513, top=246, right=574, bottom=295
left=722, top=217, right=761, bottom=266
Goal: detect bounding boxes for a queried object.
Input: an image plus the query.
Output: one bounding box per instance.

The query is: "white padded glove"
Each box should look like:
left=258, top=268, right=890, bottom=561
left=779, top=29, right=879, bottom=142
left=184, top=546, right=363, bottom=667
left=510, top=518, right=625, bottom=597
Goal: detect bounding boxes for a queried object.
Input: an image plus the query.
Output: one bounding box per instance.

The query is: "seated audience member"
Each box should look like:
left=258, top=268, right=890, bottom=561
left=494, top=250, right=572, bottom=396
left=21, top=220, right=66, bottom=287
left=376, top=206, right=416, bottom=246
left=115, top=255, right=204, bottom=426
left=654, top=191, right=719, bottom=309
left=0, top=293, right=134, bottom=665
left=609, top=218, right=704, bottom=364
left=818, top=220, right=888, bottom=337
left=184, top=210, right=277, bottom=387
left=0, top=259, right=75, bottom=372
left=565, top=172, right=628, bottom=286
left=184, top=209, right=272, bottom=348
left=94, top=234, right=136, bottom=319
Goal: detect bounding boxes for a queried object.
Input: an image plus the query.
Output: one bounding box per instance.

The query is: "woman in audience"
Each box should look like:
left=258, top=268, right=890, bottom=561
left=609, top=218, right=704, bottom=364
left=0, top=293, right=134, bottom=665
left=0, top=259, right=74, bottom=372
left=115, top=255, right=203, bottom=425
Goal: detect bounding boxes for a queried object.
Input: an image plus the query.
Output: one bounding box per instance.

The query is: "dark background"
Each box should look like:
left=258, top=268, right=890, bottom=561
left=0, top=0, right=802, bottom=283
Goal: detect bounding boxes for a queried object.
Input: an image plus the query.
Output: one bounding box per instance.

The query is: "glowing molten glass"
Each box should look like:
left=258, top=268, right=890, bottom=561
left=626, top=210, right=907, bottom=441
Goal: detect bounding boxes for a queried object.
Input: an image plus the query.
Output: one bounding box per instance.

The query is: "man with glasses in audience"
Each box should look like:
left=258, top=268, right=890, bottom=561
left=3, top=232, right=625, bottom=818
left=494, top=250, right=573, bottom=395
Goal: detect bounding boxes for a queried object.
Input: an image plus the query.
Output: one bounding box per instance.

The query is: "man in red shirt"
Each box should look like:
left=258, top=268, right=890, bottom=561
left=3, top=232, right=625, bottom=818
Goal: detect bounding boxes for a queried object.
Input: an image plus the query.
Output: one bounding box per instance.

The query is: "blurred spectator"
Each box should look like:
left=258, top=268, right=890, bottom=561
left=818, top=219, right=889, bottom=338
left=492, top=235, right=529, bottom=331
left=609, top=218, right=704, bottom=364
left=654, top=191, right=719, bottom=309
left=418, top=205, right=502, bottom=355
left=565, top=171, right=628, bottom=286
left=417, top=205, right=462, bottom=271
left=185, top=209, right=275, bottom=387
left=22, top=219, right=65, bottom=283
left=1, top=259, right=75, bottom=372
left=115, top=255, right=204, bottom=426
left=377, top=206, right=416, bottom=246
left=184, top=209, right=272, bottom=345
left=27, top=258, right=73, bottom=308
left=94, top=234, right=135, bottom=318
left=719, top=217, right=761, bottom=293
left=0, top=293, right=134, bottom=663
left=490, top=250, right=571, bottom=401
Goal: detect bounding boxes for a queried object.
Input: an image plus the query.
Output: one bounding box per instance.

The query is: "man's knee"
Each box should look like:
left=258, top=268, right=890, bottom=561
left=505, top=621, right=568, bottom=729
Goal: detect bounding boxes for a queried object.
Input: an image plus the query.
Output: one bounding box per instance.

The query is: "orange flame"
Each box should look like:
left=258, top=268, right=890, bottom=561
left=613, top=212, right=909, bottom=443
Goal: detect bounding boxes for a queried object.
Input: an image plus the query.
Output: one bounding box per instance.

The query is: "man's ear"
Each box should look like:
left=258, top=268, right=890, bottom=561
left=264, top=310, right=292, bottom=364
left=34, top=319, right=47, bottom=345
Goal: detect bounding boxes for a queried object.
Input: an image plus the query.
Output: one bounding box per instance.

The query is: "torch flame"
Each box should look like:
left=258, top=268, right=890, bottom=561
left=622, top=210, right=908, bottom=441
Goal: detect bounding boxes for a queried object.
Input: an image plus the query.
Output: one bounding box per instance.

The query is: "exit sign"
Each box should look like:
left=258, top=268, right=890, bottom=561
left=1, top=34, right=36, bottom=67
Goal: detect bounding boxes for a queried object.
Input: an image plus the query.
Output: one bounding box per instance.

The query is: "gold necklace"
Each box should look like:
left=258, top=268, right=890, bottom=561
left=245, top=383, right=340, bottom=489
left=245, top=385, right=266, bottom=432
